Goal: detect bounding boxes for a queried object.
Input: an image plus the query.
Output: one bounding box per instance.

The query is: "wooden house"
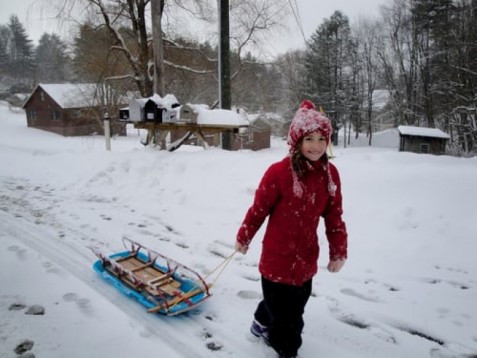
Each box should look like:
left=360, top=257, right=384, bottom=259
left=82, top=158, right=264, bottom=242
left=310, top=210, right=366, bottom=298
left=398, top=125, right=450, bottom=155
left=22, top=83, right=124, bottom=136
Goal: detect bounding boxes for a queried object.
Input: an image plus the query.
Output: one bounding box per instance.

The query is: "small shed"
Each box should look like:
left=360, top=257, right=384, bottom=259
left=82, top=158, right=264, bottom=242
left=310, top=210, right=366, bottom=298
left=231, top=117, right=271, bottom=151
left=398, top=125, right=450, bottom=155
left=22, top=83, right=125, bottom=136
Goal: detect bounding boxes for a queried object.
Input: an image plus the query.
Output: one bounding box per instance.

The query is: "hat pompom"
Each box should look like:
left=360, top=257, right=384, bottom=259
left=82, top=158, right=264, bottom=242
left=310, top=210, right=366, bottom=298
left=299, top=99, right=316, bottom=110
left=287, top=99, right=332, bottom=149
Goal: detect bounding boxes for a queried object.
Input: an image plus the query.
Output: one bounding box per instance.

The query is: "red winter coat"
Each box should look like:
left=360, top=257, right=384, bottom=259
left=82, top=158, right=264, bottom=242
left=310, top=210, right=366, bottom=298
left=236, top=156, right=347, bottom=286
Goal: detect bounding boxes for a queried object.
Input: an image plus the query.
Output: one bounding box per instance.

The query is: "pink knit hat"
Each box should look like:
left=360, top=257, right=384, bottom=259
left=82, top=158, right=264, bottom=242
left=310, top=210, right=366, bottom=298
left=287, top=99, right=332, bottom=149
left=288, top=100, right=336, bottom=197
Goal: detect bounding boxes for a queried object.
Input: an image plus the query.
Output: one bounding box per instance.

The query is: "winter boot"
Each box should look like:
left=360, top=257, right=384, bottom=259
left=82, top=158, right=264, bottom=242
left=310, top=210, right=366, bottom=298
left=250, top=319, right=270, bottom=346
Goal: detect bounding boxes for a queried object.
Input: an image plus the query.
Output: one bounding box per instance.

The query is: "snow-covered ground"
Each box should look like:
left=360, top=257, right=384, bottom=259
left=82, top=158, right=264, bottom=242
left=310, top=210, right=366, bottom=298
left=1, top=101, right=476, bottom=358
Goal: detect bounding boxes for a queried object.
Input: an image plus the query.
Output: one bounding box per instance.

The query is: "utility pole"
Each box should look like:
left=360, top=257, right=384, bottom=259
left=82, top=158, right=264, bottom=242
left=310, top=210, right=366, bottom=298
left=218, top=0, right=232, bottom=149
left=218, top=0, right=231, bottom=110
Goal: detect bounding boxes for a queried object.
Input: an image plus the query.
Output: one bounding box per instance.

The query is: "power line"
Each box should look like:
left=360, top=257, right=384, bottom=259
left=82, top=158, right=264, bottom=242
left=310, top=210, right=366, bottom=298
left=287, top=0, right=307, bottom=43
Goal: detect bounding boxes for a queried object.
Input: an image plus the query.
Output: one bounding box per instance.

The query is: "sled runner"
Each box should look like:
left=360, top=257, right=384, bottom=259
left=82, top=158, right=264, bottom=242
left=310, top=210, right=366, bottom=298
left=92, top=238, right=212, bottom=316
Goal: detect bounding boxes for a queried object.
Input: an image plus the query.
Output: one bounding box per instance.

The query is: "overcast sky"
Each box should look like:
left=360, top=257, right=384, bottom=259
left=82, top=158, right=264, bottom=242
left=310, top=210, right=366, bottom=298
left=0, top=0, right=387, bottom=56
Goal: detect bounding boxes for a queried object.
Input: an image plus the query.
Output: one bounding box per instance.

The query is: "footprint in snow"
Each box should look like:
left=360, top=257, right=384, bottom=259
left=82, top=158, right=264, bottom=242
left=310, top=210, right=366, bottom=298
left=237, top=290, right=261, bottom=300
left=364, top=278, right=400, bottom=292
left=42, top=261, right=61, bottom=275
left=207, top=249, right=228, bottom=259
left=175, top=242, right=189, bottom=249
left=14, top=339, right=34, bottom=355
left=241, top=274, right=260, bottom=282
left=8, top=245, right=27, bottom=260
left=331, top=310, right=398, bottom=344
left=434, top=265, right=468, bottom=275
left=392, top=324, right=445, bottom=346
left=62, top=292, right=78, bottom=302
left=62, top=293, right=94, bottom=316
left=9, top=303, right=26, bottom=311
left=340, top=288, right=382, bottom=303
left=201, top=329, right=223, bottom=352
left=421, top=278, right=471, bottom=290
left=76, top=297, right=94, bottom=316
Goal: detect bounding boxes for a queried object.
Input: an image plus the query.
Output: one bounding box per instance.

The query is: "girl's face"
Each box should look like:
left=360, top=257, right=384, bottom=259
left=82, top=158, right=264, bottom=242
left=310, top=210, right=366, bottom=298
left=300, top=132, right=327, bottom=162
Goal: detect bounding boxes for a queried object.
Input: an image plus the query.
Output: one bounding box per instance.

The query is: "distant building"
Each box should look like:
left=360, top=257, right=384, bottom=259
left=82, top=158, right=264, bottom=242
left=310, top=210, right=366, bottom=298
left=398, top=125, right=450, bottom=155
left=231, top=117, right=271, bottom=151
left=22, top=83, right=125, bottom=136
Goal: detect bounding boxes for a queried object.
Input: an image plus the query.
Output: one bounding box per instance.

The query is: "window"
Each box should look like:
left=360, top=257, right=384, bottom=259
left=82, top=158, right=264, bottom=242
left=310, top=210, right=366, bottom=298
left=29, top=110, right=37, bottom=122
left=420, top=143, right=430, bottom=153
left=40, top=91, right=45, bottom=101
left=51, top=110, right=61, bottom=121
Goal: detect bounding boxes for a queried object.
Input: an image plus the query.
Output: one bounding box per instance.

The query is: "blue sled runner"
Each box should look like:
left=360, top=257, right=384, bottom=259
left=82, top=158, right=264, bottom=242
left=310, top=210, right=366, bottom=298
left=92, top=238, right=212, bottom=316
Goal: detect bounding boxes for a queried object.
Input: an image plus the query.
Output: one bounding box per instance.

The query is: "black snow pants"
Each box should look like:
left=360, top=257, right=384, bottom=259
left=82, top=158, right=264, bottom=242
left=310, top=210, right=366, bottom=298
left=254, top=276, right=312, bottom=357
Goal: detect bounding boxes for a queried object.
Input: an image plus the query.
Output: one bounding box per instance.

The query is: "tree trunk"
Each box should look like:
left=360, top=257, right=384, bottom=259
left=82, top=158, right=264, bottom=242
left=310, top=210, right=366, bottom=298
left=151, top=0, right=165, bottom=96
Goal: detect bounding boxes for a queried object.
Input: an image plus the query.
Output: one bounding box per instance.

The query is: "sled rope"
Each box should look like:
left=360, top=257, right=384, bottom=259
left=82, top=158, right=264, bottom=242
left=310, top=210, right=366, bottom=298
left=164, top=250, right=237, bottom=313
left=204, top=249, right=238, bottom=287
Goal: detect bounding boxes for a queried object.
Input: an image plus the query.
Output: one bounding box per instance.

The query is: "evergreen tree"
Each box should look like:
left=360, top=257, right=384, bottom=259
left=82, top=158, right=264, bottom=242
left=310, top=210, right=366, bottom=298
left=0, top=26, right=9, bottom=77
left=35, top=33, right=70, bottom=83
left=7, top=15, right=35, bottom=90
left=303, top=11, right=353, bottom=144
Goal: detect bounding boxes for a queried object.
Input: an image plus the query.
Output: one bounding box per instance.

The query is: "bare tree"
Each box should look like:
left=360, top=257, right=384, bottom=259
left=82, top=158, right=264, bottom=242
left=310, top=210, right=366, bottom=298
left=54, top=0, right=288, bottom=102
left=353, top=17, right=380, bottom=144
left=151, top=0, right=165, bottom=95
left=377, top=0, right=422, bottom=126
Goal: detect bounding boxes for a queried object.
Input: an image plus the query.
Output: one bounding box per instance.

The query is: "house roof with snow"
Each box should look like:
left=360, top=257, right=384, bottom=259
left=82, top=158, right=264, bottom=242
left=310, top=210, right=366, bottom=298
left=23, top=83, right=99, bottom=109
left=398, top=125, right=450, bottom=139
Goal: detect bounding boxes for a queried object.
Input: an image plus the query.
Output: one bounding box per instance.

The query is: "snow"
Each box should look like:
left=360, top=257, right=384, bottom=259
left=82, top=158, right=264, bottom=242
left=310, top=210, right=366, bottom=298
left=398, top=125, right=451, bottom=139
left=188, top=104, right=249, bottom=127
left=371, top=90, right=390, bottom=110
left=146, top=93, right=180, bottom=111
left=1, top=101, right=476, bottom=358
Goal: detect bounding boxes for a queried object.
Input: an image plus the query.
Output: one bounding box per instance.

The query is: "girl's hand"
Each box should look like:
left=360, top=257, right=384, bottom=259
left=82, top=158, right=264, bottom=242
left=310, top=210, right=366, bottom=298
left=235, top=241, right=249, bottom=254
left=327, top=259, right=346, bottom=273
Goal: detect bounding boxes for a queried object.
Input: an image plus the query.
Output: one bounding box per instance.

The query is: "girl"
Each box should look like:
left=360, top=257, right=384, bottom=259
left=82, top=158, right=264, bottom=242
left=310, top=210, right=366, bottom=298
left=235, top=100, right=348, bottom=358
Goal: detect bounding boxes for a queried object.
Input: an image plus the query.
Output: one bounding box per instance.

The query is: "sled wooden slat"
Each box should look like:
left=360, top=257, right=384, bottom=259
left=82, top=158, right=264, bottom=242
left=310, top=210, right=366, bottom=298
left=147, top=287, right=205, bottom=313
left=145, top=280, right=181, bottom=296
left=111, top=255, right=183, bottom=296
left=131, top=261, right=155, bottom=272
left=117, top=256, right=145, bottom=270
left=148, top=273, right=172, bottom=285
left=115, top=252, right=137, bottom=263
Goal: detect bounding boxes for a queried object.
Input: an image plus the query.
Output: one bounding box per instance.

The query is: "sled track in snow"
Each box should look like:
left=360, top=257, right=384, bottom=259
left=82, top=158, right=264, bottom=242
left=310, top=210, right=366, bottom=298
left=0, top=210, right=215, bottom=358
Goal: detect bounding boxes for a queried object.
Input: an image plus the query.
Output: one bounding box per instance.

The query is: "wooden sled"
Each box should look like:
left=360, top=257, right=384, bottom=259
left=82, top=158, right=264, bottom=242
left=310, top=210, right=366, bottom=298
left=92, top=238, right=212, bottom=316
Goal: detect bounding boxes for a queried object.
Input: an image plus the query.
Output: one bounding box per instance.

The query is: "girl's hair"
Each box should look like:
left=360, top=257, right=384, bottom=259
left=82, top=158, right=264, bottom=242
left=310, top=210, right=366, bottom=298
left=291, top=140, right=329, bottom=178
